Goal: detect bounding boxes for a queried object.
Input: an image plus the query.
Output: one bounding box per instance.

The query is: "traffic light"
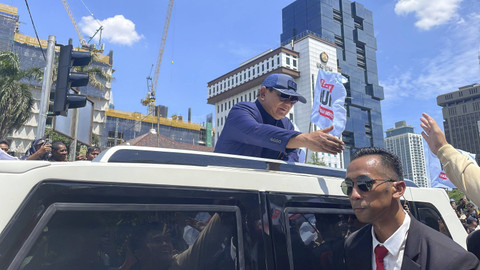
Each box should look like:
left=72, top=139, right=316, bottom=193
left=52, top=44, right=91, bottom=116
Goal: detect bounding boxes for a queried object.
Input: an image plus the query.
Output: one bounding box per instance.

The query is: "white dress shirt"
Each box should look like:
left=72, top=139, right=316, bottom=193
left=371, top=213, right=411, bottom=270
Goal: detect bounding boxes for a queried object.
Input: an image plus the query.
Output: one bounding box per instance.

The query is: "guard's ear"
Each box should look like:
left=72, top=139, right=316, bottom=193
left=392, top=181, right=406, bottom=199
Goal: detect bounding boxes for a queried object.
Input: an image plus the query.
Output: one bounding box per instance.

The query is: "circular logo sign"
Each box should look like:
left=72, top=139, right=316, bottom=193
left=320, top=52, right=329, bottom=63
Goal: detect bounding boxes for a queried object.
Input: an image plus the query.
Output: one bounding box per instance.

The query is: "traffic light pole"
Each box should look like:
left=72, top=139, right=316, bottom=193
left=37, top=35, right=56, bottom=139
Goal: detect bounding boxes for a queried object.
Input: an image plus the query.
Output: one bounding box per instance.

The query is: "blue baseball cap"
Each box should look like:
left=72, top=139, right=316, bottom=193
left=262, top=74, right=306, bottom=103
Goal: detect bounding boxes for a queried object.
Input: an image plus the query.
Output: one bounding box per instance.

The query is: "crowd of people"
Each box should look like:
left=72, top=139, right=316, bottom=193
left=451, top=198, right=480, bottom=234
left=0, top=137, right=100, bottom=161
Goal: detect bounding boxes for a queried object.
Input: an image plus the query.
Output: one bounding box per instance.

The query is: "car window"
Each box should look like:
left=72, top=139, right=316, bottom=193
left=285, top=208, right=365, bottom=270
left=413, top=202, right=452, bottom=238
left=13, top=203, right=242, bottom=270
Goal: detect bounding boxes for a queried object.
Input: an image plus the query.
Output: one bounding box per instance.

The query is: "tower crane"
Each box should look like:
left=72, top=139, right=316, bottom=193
left=61, top=0, right=105, bottom=53
left=141, top=0, right=174, bottom=116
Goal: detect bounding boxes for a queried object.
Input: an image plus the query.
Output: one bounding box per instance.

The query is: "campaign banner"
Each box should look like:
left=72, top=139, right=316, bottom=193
left=426, top=146, right=456, bottom=189
left=311, top=69, right=347, bottom=137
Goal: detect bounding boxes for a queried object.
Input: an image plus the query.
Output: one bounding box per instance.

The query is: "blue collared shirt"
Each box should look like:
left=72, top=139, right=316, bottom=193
left=214, top=100, right=301, bottom=162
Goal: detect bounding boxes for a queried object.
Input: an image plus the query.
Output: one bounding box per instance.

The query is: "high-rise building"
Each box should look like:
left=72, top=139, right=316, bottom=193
left=437, top=84, right=480, bottom=156
left=385, top=121, right=428, bottom=187
left=281, top=0, right=384, bottom=164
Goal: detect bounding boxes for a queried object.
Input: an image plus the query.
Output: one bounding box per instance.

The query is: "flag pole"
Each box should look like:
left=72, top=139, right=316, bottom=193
left=305, top=122, right=312, bottom=162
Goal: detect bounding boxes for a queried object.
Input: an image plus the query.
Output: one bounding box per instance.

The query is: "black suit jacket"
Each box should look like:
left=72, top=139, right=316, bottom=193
left=344, top=217, right=480, bottom=270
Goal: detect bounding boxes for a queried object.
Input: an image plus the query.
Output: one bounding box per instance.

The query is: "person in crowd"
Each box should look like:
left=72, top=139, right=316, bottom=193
left=420, top=113, right=480, bottom=206
left=343, top=147, right=479, bottom=270
left=48, top=141, right=68, bottom=162
left=450, top=199, right=461, bottom=217
left=22, top=138, right=51, bottom=160
left=86, top=146, right=101, bottom=161
left=467, top=203, right=480, bottom=219
left=76, top=146, right=101, bottom=161
left=0, top=139, right=18, bottom=160
left=0, top=139, right=9, bottom=153
left=119, top=213, right=233, bottom=270
left=214, top=73, right=344, bottom=162
left=467, top=216, right=480, bottom=234
left=458, top=198, right=469, bottom=215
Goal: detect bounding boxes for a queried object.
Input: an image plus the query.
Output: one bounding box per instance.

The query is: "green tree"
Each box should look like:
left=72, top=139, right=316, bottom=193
left=448, top=189, right=466, bottom=203
left=0, top=51, right=43, bottom=138
left=307, top=153, right=326, bottom=166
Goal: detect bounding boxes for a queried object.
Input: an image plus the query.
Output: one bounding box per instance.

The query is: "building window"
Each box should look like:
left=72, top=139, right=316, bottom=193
left=335, top=35, right=344, bottom=49
left=286, top=57, right=290, bottom=65
left=333, top=9, right=342, bottom=24
left=267, top=62, right=269, bottom=70
left=277, top=56, right=280, bottom=65
left=271, top=59, right=274, bottom=67
left=262, top=64, right=264, bottom=72
left=356, top=43, right=366, bottom=70
left=354, top=17, right=363, bottom=30
left=448, top=107, right=456, bottom=115
left=293, top=59, right=297, bottom=67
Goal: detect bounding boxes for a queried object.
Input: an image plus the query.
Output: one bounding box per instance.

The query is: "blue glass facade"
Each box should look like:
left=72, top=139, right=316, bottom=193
left=281, top=0, right=384, bottom=164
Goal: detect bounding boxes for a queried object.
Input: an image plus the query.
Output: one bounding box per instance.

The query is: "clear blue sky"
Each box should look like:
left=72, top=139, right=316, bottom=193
left=12, top=0, right=480, bottom=135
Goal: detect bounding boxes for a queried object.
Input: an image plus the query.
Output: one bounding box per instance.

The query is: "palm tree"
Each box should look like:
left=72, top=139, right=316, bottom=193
left=0, top=51, right=43, bottom=139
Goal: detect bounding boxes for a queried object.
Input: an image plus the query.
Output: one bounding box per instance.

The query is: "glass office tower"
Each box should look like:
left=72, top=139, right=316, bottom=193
left=281, top=0, right=384, bottom=164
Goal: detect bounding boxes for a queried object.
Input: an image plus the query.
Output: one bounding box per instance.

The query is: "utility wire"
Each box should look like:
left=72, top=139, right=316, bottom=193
left=24, top=0, right=46, bottom=61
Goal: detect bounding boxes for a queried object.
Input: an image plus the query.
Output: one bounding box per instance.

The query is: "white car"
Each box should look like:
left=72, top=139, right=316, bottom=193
left=0, top=146, right=466, bottom=270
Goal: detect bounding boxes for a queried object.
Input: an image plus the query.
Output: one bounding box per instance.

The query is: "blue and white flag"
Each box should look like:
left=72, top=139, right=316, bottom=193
left=311, top=69, right=347, bottom=137
left=426, top=144, right=478, bottom=189
left=426, top=146, right=456, bottom=189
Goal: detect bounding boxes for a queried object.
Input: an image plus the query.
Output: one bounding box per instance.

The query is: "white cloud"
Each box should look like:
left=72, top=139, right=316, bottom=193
left=79, top=15, right=143, bottom=46
left=381, top=12, right=480, bottom=102
left=394, top=0, right=463, bottom=30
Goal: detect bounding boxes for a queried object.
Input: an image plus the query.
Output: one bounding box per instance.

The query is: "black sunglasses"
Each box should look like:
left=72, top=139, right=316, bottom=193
left=341, top=175, right=397, bottom=196
left=276, top=92, right=299, bottom=104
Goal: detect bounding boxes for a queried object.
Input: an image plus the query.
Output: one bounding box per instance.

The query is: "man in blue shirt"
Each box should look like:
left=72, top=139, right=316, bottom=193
left=214, top=73, right=344, bottom=162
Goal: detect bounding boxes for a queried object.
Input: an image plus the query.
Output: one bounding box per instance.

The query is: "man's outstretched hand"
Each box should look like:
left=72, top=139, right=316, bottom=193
left=287, top=125, right=345, bottom=154
left=420, top=113, right=448, bottom=155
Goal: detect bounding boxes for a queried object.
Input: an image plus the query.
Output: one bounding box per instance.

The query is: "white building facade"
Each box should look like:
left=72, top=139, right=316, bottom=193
left=207, top=34, right=344, bottom=168
left=384, top=121, right=429, bottom=187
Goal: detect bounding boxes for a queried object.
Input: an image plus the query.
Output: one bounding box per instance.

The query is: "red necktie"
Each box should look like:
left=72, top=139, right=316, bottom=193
left=374, top=245, right=388, bottom=270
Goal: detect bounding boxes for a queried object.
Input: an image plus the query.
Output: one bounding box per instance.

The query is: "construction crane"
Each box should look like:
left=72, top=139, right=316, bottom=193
left=61, top=0, right=105, bottom=53
left=141, top=0, right=174, bottom=116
